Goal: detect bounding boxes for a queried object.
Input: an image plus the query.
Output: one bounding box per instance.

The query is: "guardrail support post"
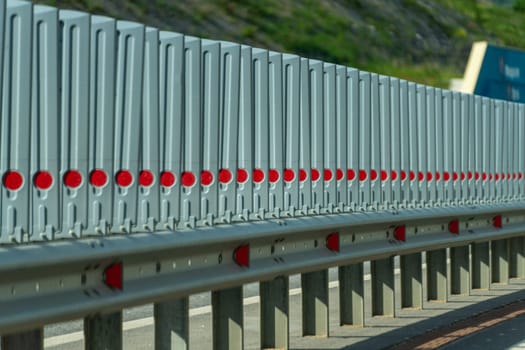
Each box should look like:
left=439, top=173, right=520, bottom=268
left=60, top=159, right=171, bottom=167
left=472, top=242, right=490, bottom=289
left=427, top=249, right=447, bottom=301
left=400, top=253, right=423, bottom=309
left=509, top=237, right=525, bottom=279
left=1, top=329, right=43, bottom=350
left=212, top=286, right=243, bottom=350
left=339, top=263, right=364, bottom=326
left=260, top=276, right=289, bottom=349
left=84, top=312, right=122, bottom=350
left=371, top=258, right=395, bottom=317
left=491, top=239, right=510, bottom=284
left=301, top=270, right=329, bottom=337
left=154, top=297, right=189, bottom=350
left=450, top=246, right=470, bottom=295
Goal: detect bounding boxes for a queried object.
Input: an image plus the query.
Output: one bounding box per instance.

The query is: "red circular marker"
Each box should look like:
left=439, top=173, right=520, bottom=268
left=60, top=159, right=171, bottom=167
left=489, top=173, right=494, bottom=181
left=443, top=171, right=450, bottom=182
left=427, top=171, right=433, bottom=181
left=160, top=171, right=176, bottom=187
left=218, top=169, right=233, bottom=184
left=115, top=170, right=133, bottom=188
left=381, top=170, right=388, bottom=181
left=181, top=171, right=196, bottom=187
left=391, top=170, right=398, bottom=181
left=461, top=172, right=466, bottom=181
left=435, top=172, right=441, bottom=181
left=284, top=168, right=295, bottom=182
left=4, top=171, right=24, bottom=191
left=370, top=169, right=378, bottom=181
left=475, top=172, right=480, bottom=181
left=200, top=170, right=214, bottom=186
left=64, top=170, right=83, bottom=189
left=336, top=169, right=344, bottom=181
left=513, top=173, right=517, bottom=180
left=482, top=172, right=488, bottom=181
left=468, top=171, right=473, bottom=180
left=311, top=168, right=320, bottom=182
left=236, top=168, right=248, bottom=184
left=253, top=168, right=265, bottom=183
left=324, top=169, right=333, bottom=182
left=409, top=171, right=416, bottom=182
left=269, top=169, right=280, bottom=183
left=34, top=171, right=53, bottom=190
left=347, top=169, right=356, bottom=181
left=401, top=170, right=407, bottom=181
left=418, top=171, right=424, bottom=182
left=495, top=173, right=500, bottom=181
left=359, top=169, right=367, bottom=181
left=90, top=169, right=108, bottom=187
left=453, top=172, right=459, bottom=181
left=139, top=170, right=154, bottom=187
left=299, top=169, right=308, bottom=182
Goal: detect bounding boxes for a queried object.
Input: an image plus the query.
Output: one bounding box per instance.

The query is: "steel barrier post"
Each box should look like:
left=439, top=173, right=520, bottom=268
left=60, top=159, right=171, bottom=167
left=302, top=270, right=329, bottom=337
left=339, top=263, right=365, bottom=326
left=510, top=237, right=525, bottom=279
left=401, top=253, right=423, bottom=309
left=260, top=276, right=289, bottom=349
left=1, top=329, right=43, bottom=350
left=450, top=246, right=470, bottom=295
left=491, top=239, right=510, bottom=284
left=154, top=297, right=189, bottom=350
left=472, top=242, right=490, bottom=289
left=212, top=287, right=243, bottom=350
left=426, top=249, right=447, bottom=301
left=371, top=258, right=395, bottom=316
left=84, top=312, right=122, bottom=350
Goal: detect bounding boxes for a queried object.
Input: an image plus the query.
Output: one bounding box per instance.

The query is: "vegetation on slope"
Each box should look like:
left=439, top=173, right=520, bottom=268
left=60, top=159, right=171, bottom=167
left=33, top=0, right=525, bottom=88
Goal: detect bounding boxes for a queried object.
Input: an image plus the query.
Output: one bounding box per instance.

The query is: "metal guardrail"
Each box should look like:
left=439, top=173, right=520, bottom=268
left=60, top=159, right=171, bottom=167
left=1, top=1, right=525, bottom=349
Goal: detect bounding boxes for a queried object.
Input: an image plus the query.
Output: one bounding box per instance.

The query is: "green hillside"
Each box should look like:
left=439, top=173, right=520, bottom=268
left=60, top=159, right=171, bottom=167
left=33, top=0, right=525, bottom=88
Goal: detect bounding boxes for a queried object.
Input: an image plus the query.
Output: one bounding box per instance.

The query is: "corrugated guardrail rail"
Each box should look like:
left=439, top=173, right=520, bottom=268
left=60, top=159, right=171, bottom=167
left=1, top=0, right=525, bottom=349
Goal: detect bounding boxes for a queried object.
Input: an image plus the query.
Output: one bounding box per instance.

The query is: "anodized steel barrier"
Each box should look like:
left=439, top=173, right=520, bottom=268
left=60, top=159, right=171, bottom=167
left=1, top=1, right=525, bottom=349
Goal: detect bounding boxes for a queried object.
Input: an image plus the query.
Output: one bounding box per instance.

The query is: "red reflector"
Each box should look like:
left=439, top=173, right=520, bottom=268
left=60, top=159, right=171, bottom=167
left=299, top=168, right=308, bottom=182
left=326, top=232, right=340, bottom=252
left=493, top=215, right=502, bottom=228
left=401, top=170, right=407, bottom=181
left=347, top=169, right=356, bottom=181
left=34, top=171, right=53, bottom=190
left=139, top=170, right=154, bottom=187
left=409, top=171, right=416, bottom=182
left=201, top=170, right=214, bottom=186
left=482, top=172, right=488, bottom=181
left=269, top=169, right=280, bottom=183
left=501, top=173, right=506, bottom=180
left=90, top=169, right=108, bottom=188
left=3, top=171, right=24, bottom=191
left=115, top=170, right=133, bottom=188
left=475, top=172, right=480, bottom=181
left=443, top=171, right=451, bottom=182
left=520, top=173, right=524, bottom=180
left=394, top=225, right=406, bottom=242
left=311, top=168, right=320, bottom=181
left=418, top=171, right=424, bottom=182
left=448, top=219, right=459, bottom=234
left=359, top=169, right=367, bottom=181
left=181, top=171, right=196, bottom=187
left=253, top=169, right=265, bottom=183
left=236, top=168, right=249, bottom=184
left=233, top=244, right=249, bottom=267
left=64, top=170, right=83, bottom=189
left=370, top=169, right=378, bottom=181
left=381, top=170, right=388, bottom=181
left=435, top=171, right=441, bottom=181
left=160, top=171, right=176, bottom=187
left=391, top=170, right=398, bottom=181
left=104, top=262, right=123, bottom=290
left=489, top=173, right=494, bottom=181
left=284, top=168, right=295, bottom=182
left=324, top=169, right=333, bottom=181
left=219, top=169, right=233, bottom=184
left=453, top=172, right=459, bottom=181
left=336, top=168, right=344, bottom=181
left=461, top=172, right=466, bottom=181
left=468, top=171, right=473, bottom=180
left=427, top=171, right=433, bottom=181
left=495, top=173, right=500, bottom=181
